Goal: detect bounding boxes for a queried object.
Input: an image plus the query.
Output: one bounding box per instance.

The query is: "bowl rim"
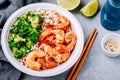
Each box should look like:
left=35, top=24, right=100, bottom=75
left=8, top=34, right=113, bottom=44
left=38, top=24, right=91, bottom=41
left=1, top=3, right=84, bottom=77
left=101, top=33, right=120, bottom=57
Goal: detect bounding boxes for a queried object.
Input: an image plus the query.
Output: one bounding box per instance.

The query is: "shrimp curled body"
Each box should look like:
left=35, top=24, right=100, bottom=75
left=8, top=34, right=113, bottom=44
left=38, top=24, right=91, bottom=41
left=54, top=14, right=69, bottom=29
left=39, top=29, right=65, bottom=44
left=25, top=50, right=45, bottom=70
left=54, top=52, right=70, bottom=63
left=65, top=32, right=77, bottom=52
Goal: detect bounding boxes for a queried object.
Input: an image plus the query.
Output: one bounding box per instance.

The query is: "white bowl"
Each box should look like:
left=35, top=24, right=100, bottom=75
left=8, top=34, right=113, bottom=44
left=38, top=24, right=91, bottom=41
left=1, top=3, right=84, bottom=77
left=101, top=33, right=120, bottom=57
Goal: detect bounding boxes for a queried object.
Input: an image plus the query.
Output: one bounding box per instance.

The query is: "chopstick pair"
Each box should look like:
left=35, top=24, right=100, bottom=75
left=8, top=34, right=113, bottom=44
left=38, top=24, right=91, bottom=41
left=67, top=28, right=98, bottom=80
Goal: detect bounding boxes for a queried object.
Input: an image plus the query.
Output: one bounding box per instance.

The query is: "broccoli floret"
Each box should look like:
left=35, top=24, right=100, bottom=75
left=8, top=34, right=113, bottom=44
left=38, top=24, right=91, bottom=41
left=8, top=36, right=14, bottom=43
left=9, top=42, right=21, bottom=49
left=17, top=18, right=31, bottom=31
left=27, top=28, right=39, bottom=43
left=12, top=48, right=23, bottom=59
left=10, top=17, right=32, bottom=35
left=13, top=18, right=20, bottom=26
left=14, top=35, right=26, bottom=42
left=10, top=25, right=19, bottom=34
left=26, top=40, right=34, bottom=47
left=27, top=11, right=43, bottom=28
left=20, top=46, right=29, bottom=55
left=9, top=41, right=30, bottom=59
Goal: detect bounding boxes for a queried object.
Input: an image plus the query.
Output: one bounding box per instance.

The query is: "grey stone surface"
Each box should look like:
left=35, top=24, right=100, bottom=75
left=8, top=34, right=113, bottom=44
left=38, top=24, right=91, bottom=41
left=1, top=0, right=120, bottom=80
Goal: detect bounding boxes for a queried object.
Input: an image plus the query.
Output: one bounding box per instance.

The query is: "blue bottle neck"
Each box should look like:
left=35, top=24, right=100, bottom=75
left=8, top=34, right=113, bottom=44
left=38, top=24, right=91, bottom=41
left=109, top=0, right=120, bottom=7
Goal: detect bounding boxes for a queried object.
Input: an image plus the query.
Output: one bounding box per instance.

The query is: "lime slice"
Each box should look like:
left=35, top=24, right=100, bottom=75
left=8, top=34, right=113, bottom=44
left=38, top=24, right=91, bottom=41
left=57, top=0, right=80, bottom=10
left=80, top=0, right=98, bottom=17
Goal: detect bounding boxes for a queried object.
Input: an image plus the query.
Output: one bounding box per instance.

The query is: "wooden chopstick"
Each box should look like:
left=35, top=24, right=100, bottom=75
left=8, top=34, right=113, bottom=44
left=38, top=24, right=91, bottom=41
left=67, top=28, right=98, bottom=80
left=71, top=29, right=98, bottom=80
left=67, top=28, right=97, bottom=80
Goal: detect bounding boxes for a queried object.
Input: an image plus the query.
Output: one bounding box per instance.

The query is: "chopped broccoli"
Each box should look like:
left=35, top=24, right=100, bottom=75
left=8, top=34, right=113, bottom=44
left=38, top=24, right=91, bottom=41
left=12, top=48, right=23, bottom=59
left=13, top=18, right=20, bottom=26
left=27, top=11, right=43, bottom=28
left=14, top=35, right=26, bottom=42
left=8, top=11, right=43, bottom=59
left=9, top=42, right=21, bottom=49
left=10, top=18, right=32, bottom=35
left=20, top=46, right=29, bottom=55
left=26, top=41, right=34, bottom=47
left=27, top=28, right=39, bottom=43
left=8, top=36, right=14, bottom=42
left=10, top=25, right=19, bottom=34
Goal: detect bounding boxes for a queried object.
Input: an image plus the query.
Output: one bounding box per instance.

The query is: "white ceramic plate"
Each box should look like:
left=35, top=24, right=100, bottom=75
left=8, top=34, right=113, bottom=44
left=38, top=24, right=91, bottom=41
left=1, top=3, right=84, bottom=77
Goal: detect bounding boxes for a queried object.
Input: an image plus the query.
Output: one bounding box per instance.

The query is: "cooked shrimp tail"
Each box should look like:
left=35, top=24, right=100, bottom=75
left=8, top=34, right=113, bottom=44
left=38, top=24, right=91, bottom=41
left=25, top=50, right=45, bottom=70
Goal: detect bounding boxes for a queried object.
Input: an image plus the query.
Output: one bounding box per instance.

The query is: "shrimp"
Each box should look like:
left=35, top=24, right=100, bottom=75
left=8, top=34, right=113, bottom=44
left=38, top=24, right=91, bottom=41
left=39, top=43, right=65, bottom=57
left=42, top=43, right=58, bottom=56
left=39, top=29, right=65, bottom=44
left=54, top=14, right=69, bottom=29
left=39, top=29, right=52, bottom=41
left=45, top=35, right=55, bottom=42
left=65, top=32, right=77, bottom=52
left=64, top=25, right=72, bottom=33
left=37, top=57, right=58, bottom=69
left=53, top=35, right=76, bottom=63
left=53, top=29, right=65, bottom=44
left=65, top=32, right=72, bottom=44
left=45, top=58, right=58, bottom=69
left=25, top=50, right=45, bottom=70
left=65, top=31, right=75, bottom=44
left=37, top=57, right=46, bottom=69
left=54, top=52, right=70, bottom=63
left=40, top=31, right=76, bottom=55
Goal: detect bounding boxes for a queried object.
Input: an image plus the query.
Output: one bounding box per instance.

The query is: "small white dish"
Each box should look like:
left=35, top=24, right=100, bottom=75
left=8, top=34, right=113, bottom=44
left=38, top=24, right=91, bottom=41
left=101, top=33, right=120, bottom=57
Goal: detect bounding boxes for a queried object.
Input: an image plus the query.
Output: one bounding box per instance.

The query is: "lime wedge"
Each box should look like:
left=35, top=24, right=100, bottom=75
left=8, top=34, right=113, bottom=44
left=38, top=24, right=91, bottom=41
left=57, top=0, right=80, bottom=10
left=80, top=0, right=98, bottom=17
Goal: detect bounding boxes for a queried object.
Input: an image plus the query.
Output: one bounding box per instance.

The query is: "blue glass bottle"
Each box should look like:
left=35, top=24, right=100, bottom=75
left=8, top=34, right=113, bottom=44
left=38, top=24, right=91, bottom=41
left=101, top=0, right=120, bottom=31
